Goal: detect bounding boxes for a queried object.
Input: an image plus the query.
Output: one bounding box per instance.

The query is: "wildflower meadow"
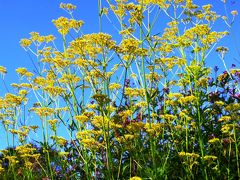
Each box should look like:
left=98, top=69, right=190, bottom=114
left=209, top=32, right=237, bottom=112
left=0, top=0, right=239, bottom=179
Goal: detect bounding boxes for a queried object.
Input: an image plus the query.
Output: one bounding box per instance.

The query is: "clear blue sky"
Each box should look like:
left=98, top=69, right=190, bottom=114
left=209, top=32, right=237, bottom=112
left=0, top=0, right=239, bottom=149
left=0, top=0, right=239, bottom=92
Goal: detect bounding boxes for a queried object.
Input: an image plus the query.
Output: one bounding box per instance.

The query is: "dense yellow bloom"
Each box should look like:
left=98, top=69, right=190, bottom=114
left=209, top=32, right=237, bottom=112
left=225, top=103, right=240, bottom=112
left=119, top=110, right=133, bottom=119
left=144, top=123, right=163, bottom=136
left=45, top=35, right=55, bottom=42
left=75, top=115, right=89, bottom=123
left=30, top=107, right=55, bottom=117
left=5, top=93, right=26, bottom=106
left=109, top=83, right=122, bottom=90
left=33, top=76, right=47, bottom=86
left=81, top=138, right=102, bottom=150
left=16, top=67, right=33, bottom=77
left=178, top=95, right=197, bottom=105
left=160, top=114, right=177, bottom=121
left=52, top=16, right=84, bottom=35
left=16, top=144, right=36, bottom=155
left=59, top=73, right=81, bottom=84
left=124, top=87, right=145, bottom=97
left=119, top=38, right=140, bottom=54
left=5, top=156, right=19, bottom=166
left=43, top=86, right=66, bottom=96
left=126, top=122, right=145, bottom=132
left=218, top=116, right=231, bottom=122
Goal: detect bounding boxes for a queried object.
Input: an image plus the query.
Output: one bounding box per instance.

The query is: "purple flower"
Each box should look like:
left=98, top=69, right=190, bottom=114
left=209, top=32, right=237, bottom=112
left=214, top=66, right=219, bottom=73
left=124, top=79, right=130, bottom=87
left=208, top=77, right=214, bottom=86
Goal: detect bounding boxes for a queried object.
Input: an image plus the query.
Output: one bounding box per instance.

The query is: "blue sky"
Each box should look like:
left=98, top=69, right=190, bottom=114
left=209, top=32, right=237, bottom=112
left=0, top=0, right=239, bottom=149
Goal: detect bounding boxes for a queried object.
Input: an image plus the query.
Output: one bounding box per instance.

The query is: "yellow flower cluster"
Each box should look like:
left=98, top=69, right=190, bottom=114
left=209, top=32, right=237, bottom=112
left=43, top=86, right=66, bottom=97
left=109, top=83, right=122, bottom=90
left=178, top=152, right=200, bottom=158
left=203, top=155, right=217, bottom=161
left=51, top=136, right=67, bottom=146
left=60, top=3, right=76, bottom=11
left=144, top=123, right=163, bottom=136
left=124, top=87, right=145, bottom=97
left=30, top=107, right=55, bottom=118
left=208, top=138, right=220, bottom=144
left=0, top=66, right=7, bottom=75
left=130, top=176, right=142, bottom=180
left=20, top=38, right=32, bottom=48
left=59, top=73, right=81, bottom=84
left=16, top=67, right=33, bottom=77
left=218, top=116, right=231, bottom=122
left=75, top=115, right=89, bottom=124
left=52, top=16, right=84, bottom=35
left=48, top=119, right=59, bottom=131
left=178, top=95, right=197, bottom=105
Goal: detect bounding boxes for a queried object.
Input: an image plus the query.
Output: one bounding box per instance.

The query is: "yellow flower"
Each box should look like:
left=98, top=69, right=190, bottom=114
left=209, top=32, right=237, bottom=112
left=178, top=95, right=197, bottom=105
left=52, top=16, right=72, bottom=35
left=45, top=35, right=55, bottom=42
left=208, top=138, right=220, bottom=144
left=160, top=114, right=177, bottom=121
left=135, top=101, right=148, bottom=107
left=119, top=110, right=133, bottom=119
left=221, top=124, right=234, bottom=134
left=18, top=90, right=28, bottom=96
left=203, top=155, right=217, bottom=161
left=60, top=3, right=77, bottom=11
left=218, top=116, right=231, bottom=122
left=30, top=107, right=55, bottom=117
left=30, top=32, right=40, bottom=41
left=0, top=66, right=7, bottom=74
left=43, top=86, right=66, bottom=96
left=214, top=101, right=225, bottom=107
left=109, top=83, right=122, bottom=90
left=5, top=156, right=19, bottom=166
left=20, top=38, right=32, bottom=47
left=130, top=176, right=142, bottom=180
left=178, top=152, right=200, bottom=158
left=75, top=115, right=89, bottom=123
left=51, top=136, right=67, bottom=146
left=58, top=151, right=69, bottom=157
left=202, top=4, right=212, bottom=12
left=16, top=67, right=28, bottom=76
left=231, top=10, right=238, bottom=16
left=81, top=138, right=101, bottom=150
left=0, top=165, right=4, bottom=174
left=48, top=119, right=59, bottom=130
